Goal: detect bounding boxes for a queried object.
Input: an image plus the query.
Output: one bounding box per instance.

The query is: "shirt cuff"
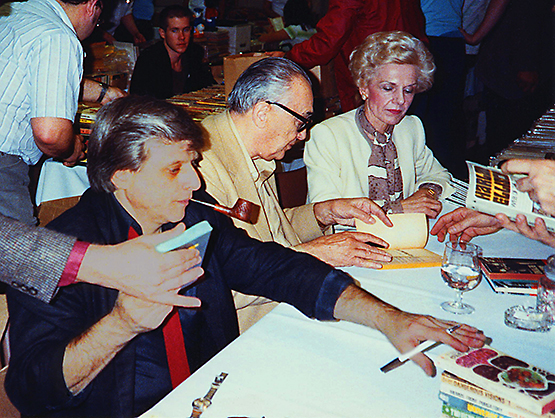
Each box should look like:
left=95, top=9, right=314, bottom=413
left=58, top=241, right=90, bottom=287
left=314, top=269, right=354, bottom=320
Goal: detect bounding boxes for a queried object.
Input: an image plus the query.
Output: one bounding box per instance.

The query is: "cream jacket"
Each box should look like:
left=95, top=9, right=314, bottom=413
left=305, top=109, right=454, bottom=203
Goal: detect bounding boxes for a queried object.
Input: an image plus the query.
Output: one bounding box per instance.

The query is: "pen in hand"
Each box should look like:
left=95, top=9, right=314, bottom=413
left=380, top=324, right=462, bottom=373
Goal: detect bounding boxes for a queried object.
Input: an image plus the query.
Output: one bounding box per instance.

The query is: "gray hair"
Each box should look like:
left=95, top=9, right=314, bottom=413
left=228, top=57, right=311, bottom=113
left=349, top=31, right=435, bottom=93
left=88, top=95, right=204, bottom=193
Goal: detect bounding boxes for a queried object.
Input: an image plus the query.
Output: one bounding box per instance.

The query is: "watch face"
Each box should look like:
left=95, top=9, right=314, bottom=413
left=192, top=397, right=212, bottom=411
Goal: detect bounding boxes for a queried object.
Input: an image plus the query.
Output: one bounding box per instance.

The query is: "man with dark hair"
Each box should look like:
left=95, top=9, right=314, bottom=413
left=6, top=96, right=485, bottom=417
left=0, top=0, right=125, bottom=225
left=129, top=5, right=215, bottom=99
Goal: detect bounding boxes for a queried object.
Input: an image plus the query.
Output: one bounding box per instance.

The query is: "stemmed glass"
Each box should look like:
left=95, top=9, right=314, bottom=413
left=440, top=241, right=483, bottom=314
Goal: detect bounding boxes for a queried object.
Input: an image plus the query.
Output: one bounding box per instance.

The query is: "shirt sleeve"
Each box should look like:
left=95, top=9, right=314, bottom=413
left=29, top=31, right=82, bottom=120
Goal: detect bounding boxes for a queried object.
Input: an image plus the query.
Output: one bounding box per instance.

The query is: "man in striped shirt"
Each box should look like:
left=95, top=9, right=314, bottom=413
left=0, top=0, right=124, bottom=225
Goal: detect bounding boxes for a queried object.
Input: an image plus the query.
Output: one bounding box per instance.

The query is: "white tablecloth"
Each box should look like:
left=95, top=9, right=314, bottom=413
left=142, top=210, right=555, bottom=418
left=35, top=159, right=88, bottom=205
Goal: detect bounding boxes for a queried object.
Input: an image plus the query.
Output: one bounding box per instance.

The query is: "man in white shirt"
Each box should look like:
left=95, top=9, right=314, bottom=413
left=0, top=0, right=124, bottom=224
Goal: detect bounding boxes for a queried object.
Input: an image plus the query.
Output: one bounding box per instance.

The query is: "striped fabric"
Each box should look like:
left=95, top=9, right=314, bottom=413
left=0, top=0, right=83, bottom=165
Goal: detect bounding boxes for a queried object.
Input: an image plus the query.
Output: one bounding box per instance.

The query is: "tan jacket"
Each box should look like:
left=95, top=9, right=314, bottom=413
left=200, top=111, right=324, bottom=332
left=200, top=110, right=323, bottom=245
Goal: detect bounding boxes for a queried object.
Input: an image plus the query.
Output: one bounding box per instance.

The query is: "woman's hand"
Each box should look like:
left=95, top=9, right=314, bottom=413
left=398, top=189, right=443, bottom=218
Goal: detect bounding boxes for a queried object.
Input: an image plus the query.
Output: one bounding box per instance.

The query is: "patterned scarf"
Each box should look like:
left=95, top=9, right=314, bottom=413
left=355, top=106, right=403, bottom=213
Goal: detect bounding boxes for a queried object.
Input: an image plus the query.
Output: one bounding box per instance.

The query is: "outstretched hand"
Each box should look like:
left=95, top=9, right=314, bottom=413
left=333, top=285, right=486, bottom=376
left=431, top=207, right=502, bottom=242
left=80, top=223, right=204, bottom=308
left=380, top=310, right=486, bottom=376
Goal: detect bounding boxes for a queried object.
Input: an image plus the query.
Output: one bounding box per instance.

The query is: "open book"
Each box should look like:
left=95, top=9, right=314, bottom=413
left=356, top=213, right=442, bottom=269
left=466, top=161, right=555, bottom=232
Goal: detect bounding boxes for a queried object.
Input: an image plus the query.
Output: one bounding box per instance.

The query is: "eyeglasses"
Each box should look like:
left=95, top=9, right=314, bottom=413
left=265, top=101, right=313, bottom=132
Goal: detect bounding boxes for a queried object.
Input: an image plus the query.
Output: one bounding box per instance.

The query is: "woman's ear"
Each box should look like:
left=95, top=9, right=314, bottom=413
left=359, top=86, right=369, bottom=102
left=111, top=169, right=133, bottom=191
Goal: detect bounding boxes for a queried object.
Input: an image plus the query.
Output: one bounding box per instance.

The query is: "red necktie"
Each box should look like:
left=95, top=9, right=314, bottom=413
left=128, top=227, right=191, bottom=388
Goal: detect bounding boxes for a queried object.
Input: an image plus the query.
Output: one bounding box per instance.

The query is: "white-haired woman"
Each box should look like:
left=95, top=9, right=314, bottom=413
left=304, top=31, right=454, bottom=218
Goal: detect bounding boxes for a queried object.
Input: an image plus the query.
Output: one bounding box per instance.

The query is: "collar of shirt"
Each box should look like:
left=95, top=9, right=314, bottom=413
left=42, top=0, right=78, bottom=37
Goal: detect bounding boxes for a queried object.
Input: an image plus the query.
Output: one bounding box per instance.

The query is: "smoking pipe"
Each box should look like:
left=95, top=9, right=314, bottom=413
left=190, top=198, right=259, bottom=223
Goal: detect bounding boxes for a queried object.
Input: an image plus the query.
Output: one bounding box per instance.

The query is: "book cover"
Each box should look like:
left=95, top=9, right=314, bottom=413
left=440, top=372, right=555, bottom=418
left=355, top=213, right=442, bottom=269
left=480, top=258, right=546, bottom=295
left=437, top=346, right=555, bottom=415
left=465, top=161, right=555, bottom=232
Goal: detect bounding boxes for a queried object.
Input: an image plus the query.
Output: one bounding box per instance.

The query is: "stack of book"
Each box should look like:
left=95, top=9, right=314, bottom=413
left=76, top=103, right=100, bottom=137
left=437, top=346, right=555, bottom=418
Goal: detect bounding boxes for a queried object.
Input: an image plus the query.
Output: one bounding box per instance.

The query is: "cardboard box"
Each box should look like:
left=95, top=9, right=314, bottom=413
left=222, top=24, right=251, bottom=55
left=223, top=52, right=325, bottom=98
left=223, top=52, right=273, bottom=97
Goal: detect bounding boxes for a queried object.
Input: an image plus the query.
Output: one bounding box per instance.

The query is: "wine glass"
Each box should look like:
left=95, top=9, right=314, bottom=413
left=440, top=241, right=483, bottom=314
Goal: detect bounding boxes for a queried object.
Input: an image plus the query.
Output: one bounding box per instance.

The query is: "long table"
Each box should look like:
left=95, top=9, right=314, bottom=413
left=141, top=206, right=555, bottom=418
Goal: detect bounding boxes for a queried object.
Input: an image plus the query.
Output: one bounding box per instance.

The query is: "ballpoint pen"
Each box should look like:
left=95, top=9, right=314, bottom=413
left=380, top=324, right=462, bottom=373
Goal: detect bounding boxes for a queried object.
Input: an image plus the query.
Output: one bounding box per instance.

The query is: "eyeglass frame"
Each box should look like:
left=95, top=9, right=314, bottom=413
left=265, top=101, right=313, bottom=132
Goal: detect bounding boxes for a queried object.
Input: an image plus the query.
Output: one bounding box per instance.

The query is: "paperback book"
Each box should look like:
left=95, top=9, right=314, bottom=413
left=465, top=161, right=555, bottom=232
left=479, top=257, right=546, bottom=295
left=436, top=346, right=555, bottom=415
left=441, top=392, right=531, bottom=418
left=355, top=213, right=442, bottom=269
left=440, top=372, right=555, bottom=418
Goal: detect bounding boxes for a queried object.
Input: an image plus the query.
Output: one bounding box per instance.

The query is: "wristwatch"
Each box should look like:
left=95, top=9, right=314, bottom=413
left=190, top=372, right=228, bottom=418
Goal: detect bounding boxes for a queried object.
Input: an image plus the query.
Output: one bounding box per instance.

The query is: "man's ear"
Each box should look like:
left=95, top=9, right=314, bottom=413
left=159, top=27, right=166, bottom=40
left=111, top=169, right=133, bottom=191
left=84, top=0, right=98, bottom=18
left=251, top=101, right=270, bottom=130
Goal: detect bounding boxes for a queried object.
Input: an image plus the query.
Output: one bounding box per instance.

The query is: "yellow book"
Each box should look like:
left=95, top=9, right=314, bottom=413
left=356, top=213, right=442, bottom=269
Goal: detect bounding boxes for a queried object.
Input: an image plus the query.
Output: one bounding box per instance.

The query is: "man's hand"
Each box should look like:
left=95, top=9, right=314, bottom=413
left=297, top=232, right=392, bottom=269
left=379, top=309, right=486, bottom=376
left=333, top=285, right=486, bottom=376
left=430, top=207, right=502, bottom=242
left=496, top=213, right=555, bottom=247
left=113, top=292, right=173, bottom=335
left=501, top=159, right=555, bottom=216
left=79, top=223, right=204, bottom=308
left=62, top=134, right=86, bottom=167
left=63, top=292, right=173, bottom=394
left=313, top=198, right=393, bottom=228
left=399, top=189, right=443, bottom=219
